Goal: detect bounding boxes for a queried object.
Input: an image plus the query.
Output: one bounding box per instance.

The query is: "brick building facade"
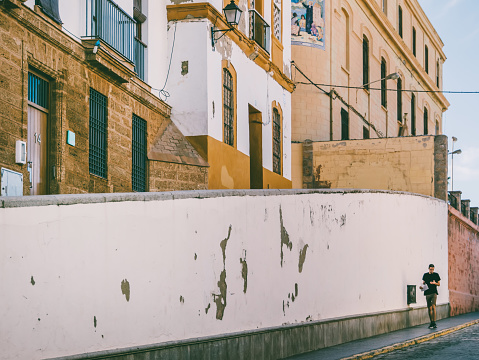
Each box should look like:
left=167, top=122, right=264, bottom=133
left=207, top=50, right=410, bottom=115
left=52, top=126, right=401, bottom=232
left=0, top=1, right=207, bottom=196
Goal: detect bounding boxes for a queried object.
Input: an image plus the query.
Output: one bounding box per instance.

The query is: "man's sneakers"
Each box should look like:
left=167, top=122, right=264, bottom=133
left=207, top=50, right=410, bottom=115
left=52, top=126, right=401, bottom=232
left=428, top=322, right=437, bottom=329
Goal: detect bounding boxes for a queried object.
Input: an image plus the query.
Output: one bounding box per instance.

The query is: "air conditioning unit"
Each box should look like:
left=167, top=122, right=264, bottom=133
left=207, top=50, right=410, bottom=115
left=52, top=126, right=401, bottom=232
left=15, top=140, right=26, bottom=165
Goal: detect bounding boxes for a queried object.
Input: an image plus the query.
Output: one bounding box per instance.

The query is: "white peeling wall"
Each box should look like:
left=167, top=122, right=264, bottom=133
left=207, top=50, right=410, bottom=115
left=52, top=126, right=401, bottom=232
left=0, top=191, right=448, bottom=360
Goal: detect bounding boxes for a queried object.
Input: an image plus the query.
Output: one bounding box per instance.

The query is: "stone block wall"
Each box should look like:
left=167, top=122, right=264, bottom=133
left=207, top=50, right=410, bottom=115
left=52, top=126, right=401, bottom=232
left=0, top=3, right=207, bottom=195
left=448, top=205, right=479, bottom=316
left=297, top=135, right=447, bottom=199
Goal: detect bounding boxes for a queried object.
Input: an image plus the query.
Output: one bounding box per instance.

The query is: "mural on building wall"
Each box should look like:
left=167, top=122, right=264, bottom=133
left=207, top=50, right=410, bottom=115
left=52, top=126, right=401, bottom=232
left=291, top=0, right=325, bottom=50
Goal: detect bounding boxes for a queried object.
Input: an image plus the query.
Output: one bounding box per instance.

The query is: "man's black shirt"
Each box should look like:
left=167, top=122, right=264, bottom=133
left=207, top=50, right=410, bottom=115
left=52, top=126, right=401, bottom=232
left=423, top=272, right=441, bottom=295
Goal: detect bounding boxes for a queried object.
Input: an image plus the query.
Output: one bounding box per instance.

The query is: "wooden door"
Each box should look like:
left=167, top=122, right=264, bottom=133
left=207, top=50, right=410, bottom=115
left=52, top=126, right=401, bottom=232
left=27, top=105, right=48, bottom=195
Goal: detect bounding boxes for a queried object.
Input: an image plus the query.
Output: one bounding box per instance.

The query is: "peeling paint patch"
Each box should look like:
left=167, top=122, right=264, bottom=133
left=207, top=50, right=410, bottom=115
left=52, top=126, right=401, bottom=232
left=194, top=253, right=197, bottom=260
left=295, top=283, right=298, bottom=297
left=30, top=276, right=35, bottom=286
left=280, top=207, right=293, bottom=267
left=340, top=214, right=347, bottom=227
left=121, top=279, right=130, bottom=302
left=181, top=61, right=188, bottom=75
left=214, top=225, right=232, bottom=320
left=205, top=303, right=211, bottom=314
left=299, top=244, right=309, bottom=273
left=180, top=296, right=184, bottom=303
left=94, top=316, right=97, bottom=328
left=240, top=252, right=248, bottom=294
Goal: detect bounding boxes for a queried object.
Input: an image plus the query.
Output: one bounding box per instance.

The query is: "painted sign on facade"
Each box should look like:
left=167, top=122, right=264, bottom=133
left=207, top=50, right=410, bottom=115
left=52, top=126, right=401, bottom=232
left=291, top=0, right=325, bottom=50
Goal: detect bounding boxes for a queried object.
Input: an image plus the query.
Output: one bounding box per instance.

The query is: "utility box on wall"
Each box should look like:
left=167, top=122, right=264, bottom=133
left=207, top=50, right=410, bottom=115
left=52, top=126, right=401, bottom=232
left=407, top=285, right=417, bottom=305
left=1, top=168, right=23, bottom=197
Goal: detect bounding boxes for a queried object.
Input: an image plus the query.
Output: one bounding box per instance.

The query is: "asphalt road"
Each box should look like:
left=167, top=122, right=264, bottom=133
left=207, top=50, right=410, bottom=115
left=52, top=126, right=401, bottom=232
left=372, top=323, right=479, bottom=359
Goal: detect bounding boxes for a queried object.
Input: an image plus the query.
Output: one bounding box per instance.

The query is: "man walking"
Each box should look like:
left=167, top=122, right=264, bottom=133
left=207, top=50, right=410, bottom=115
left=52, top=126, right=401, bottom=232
left=421, top=264, right=441, bottom=329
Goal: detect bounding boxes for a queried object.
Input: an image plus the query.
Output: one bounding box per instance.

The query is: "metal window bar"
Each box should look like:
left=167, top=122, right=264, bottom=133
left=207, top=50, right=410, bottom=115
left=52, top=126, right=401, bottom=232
left=132, top=114, right=147, bottom=192
left=397, top=77, right=402, bottom=122
left=89, top=89, right=108, bottom=178
left=273, top=0, right=281, bottom=41
left=28, top=73, right=49, bottom=109
left=273, top=109, right=281, bottom=175
left=249, top=10, right=270, bottom=53
left=223, top=69, right=234, bottom=146
left=381, top=59, right=387, bottom=107
left=134, top=38, right=146, bottom=81
left=89, top=0, right=136, bottom=62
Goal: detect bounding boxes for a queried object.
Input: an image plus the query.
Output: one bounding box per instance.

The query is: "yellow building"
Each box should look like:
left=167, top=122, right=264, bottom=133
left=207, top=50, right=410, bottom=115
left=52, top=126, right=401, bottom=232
left=290, top=0, right=450, bottom=198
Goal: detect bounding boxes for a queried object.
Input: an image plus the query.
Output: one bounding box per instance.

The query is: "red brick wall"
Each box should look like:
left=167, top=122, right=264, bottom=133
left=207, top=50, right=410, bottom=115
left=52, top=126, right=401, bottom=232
left=448, top=205, right=479, bottom=315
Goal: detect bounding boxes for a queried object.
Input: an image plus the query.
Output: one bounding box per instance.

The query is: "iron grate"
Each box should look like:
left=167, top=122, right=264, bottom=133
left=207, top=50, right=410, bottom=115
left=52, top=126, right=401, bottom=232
left=28, top=72, right=49, bottom=109
left=89, top=88, right=108, bottom=178
left=132, top=114, right=147, bottom=192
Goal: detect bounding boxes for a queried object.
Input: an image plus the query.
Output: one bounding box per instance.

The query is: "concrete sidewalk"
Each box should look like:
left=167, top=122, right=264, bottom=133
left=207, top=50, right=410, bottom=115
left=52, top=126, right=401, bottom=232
left=285, top=312, right=479, bottom=360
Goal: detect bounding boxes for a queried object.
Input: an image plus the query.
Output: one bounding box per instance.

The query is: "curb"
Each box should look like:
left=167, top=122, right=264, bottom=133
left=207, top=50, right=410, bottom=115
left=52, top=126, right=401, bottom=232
left=341, top=319, right=479, bottom=359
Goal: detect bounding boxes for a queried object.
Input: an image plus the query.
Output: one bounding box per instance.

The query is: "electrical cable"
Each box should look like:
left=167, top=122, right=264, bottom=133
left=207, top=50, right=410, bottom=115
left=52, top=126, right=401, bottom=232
left=152, top=21, right=177, bottom=101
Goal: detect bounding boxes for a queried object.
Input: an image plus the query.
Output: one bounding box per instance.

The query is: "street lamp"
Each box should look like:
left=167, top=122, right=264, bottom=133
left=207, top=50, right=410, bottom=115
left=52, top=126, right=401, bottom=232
left=211, top=0, right=243, bottom=48
left=449, top=136, right=462, bottom=191
left=356, top=72, right=400, bottom=101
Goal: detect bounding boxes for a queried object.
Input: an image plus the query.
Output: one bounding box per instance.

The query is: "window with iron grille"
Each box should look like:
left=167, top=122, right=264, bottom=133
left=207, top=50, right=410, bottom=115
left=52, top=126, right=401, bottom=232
left=381, top=58, right=387, bottom=108
left=362, top=36, right=369, bottom=89
left=341, top=108, right=349, bottom=140
left=398, top=6, right=403, bottom=38
left=423, top=107, right=428, bottom=135
left=89, top=88, right=108, bottom=178
left=132, top=114, right=147, bottom=192
left=273, top=0, right=281, bottom=41
left=223, top=69, right=234, bottom=146
left=363, top=126, right=370, bottom=139
left=273, top=108, right=281, bottom=175
left=28, top=72, right=49, bottom=109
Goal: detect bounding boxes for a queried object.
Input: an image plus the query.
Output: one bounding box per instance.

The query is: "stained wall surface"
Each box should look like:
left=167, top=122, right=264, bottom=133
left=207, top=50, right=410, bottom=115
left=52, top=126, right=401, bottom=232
left=0, top=190, right=448, bottom=360
left=448, top=205, right=479, bottom=316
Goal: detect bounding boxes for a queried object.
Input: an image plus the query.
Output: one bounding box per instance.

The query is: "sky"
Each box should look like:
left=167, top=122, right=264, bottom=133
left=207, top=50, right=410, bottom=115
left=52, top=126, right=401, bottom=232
left=418, top=0, right=479, bottom=208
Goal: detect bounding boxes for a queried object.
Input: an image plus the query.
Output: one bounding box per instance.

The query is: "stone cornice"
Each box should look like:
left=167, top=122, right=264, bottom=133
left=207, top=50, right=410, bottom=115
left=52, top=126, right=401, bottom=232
left=166, top=2, right=295, bottom=93
left=360, top=0, right=449, bottom=110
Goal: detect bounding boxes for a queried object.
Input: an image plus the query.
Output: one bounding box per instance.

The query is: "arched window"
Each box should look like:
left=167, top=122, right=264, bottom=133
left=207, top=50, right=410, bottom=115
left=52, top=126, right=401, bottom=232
left=223, top=68, right=234, bottom=146
left=412, top=27, right=417, bottom=56
left=425, top=45, right=429, bottom=74
left=342, top=9, right=350, bottom=70
left=381, top=58, right=387, bottom=108
left=397, top=76, right=402, bottom=123
left=411, top=93, right=416, bottom=136
left=272, top=106, right=282, bottom=175
left=363, top=36, right=369, bottom=89
left=398, top=6, right=403, bottom=38
left=436, top=60, right=440, bottom=88
left=423, top=107, right=428, bottom=135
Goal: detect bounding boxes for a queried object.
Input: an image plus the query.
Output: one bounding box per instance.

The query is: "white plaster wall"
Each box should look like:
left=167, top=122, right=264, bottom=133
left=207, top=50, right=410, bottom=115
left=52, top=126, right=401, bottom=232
left=0, top=191, right=448, bottom=360
left=145, top=0, right=168, bottom=90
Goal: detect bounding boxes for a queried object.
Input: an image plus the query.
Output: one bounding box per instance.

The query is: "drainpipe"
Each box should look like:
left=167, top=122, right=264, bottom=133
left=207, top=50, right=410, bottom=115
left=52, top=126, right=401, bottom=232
left=329, top=89, right=334, bottom=141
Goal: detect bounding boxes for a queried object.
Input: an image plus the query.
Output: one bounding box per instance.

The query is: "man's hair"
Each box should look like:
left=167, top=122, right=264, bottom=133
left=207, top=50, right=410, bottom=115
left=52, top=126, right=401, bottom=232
left=429, top=264, right=435, bottom=268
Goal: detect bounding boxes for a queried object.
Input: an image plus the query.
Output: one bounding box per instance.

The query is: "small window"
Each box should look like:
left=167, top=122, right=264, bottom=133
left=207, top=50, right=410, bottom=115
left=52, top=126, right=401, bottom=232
left=398, top=6, right=403, bottom=38
left=412, top=27, right=417, bottom=56
left=397, top=77, right=402, bottom=123
left=363, top=126, right=370, bottom=139
left=381, top=58, right=387, bottom=108
left=273, top=0, right=281, bottom=41
left=89, top=88, right=108, bottom=178
left=363, top=36, right=369, bottom=89
left=223, top=68, right=234, bottom=146
left=341, top=108, right=349, bottom=140
left=411, top=93, right=416, bottom=136
left=425, top=45, right=429, bottom=74
left=423, top=107, right=428, bottom=135
left=28, top=72, right=49, bottom=109
left=132, top=114, right=147, bottom=192
left=273, top=108, right=281, bottom=175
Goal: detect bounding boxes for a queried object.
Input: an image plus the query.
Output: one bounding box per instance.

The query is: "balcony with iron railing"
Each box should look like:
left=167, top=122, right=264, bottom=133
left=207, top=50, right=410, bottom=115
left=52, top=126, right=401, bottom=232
left=86, top=0, right=145, bottom=81
left=249, top=10, right=270, bottom=54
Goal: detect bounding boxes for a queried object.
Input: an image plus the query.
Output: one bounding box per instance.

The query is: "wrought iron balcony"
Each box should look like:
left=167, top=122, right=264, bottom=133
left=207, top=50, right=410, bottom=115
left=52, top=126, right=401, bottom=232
left=87, top=0, right=136, bottom=63
left=249, top=9, right=270, bottom=54
left=134, top=37, right=146, bottom=81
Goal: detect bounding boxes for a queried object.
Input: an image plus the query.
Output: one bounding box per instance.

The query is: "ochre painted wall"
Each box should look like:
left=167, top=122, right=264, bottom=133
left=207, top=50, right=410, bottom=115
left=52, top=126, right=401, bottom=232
left=310, top=136, right=436, bottom=196
left=448, top=205, right=479, bottom=316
